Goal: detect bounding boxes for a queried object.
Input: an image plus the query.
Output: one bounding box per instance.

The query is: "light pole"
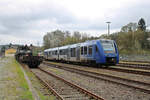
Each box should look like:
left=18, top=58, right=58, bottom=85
left=106, top=22, right=111, bottom=36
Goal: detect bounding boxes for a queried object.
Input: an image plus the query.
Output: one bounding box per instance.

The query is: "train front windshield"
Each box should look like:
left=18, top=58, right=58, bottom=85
left=100, top=40, right=116, bottom=53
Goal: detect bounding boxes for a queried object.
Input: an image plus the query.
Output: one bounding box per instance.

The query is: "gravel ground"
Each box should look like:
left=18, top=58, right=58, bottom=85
left=81, top=66, right=150, bottom=84
left=40, top=64, right=150, bottom=100
left=0, top=57, right=34, bottom=100
left=47, top=62, right=150, bottom=84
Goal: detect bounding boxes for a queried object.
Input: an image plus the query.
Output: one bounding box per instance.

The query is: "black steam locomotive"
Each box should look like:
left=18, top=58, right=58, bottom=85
left=15, top=45, right=43, bottom=68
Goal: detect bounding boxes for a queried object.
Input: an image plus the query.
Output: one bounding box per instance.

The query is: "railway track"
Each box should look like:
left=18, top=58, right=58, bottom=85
left=31, top=68, right=104, bottom=100
left=117, top=62, right=150, bottom=70
left=21, top=63, right=53, bottom=98
left=119, top=60, right=150, bottom=69
left=105, top=66, right=150, bottom=76
left=44, top=60, right=150, bottom=76
left=120, top=60, right=150, bottom=64
left=43, top=61, right=150, bottom=94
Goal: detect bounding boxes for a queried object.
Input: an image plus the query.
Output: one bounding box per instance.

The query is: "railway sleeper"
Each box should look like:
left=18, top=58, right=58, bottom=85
left=61, top=94, right=90, bottom=99
left=59, top=92, right=82, bottom=95
left=61, top=94, right=86, bottom=98
left=65, top=97, right=91, bottom=100
left=55, top=90, right=80, bottom=94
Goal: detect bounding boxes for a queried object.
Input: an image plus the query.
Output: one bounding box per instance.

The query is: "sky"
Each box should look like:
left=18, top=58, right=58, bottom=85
left=0, top=0, right=150, bottom=45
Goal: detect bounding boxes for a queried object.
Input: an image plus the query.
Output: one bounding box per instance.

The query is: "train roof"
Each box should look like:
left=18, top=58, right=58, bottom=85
left=44, top=47, right=58, bottom=52
left=44, top=38, right=114, bottom=52
left=80, top=40, right=97, bottom=46
left=59, top=45, right=69, bottom=50
left=69, top=43, right=80, bottom=48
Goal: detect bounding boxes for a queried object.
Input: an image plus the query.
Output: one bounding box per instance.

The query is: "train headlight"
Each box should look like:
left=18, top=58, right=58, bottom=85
left=111, top=58, right=114, bottom=61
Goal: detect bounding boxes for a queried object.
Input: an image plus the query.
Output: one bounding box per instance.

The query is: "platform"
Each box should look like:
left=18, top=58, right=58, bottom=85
left=0, top=57, right=34, bottom=100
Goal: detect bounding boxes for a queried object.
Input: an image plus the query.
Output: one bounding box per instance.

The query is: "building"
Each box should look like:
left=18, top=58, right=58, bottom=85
left=5, top=48, right=17, bottom=56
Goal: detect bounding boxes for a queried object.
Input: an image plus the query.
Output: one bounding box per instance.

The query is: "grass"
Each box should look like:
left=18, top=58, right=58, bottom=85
left=11, top=58, right=34, bottom=100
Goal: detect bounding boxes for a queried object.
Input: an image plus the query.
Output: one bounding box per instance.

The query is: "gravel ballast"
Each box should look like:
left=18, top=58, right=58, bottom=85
left=40, top=64, right=150, bottom=100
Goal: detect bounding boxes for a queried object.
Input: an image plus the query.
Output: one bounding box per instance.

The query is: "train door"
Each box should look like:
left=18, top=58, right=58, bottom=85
left=57, top=48, right=59, bottom=60
left=67, top=47, right=70, bottom=60
left=76, top=46, right=80, bottom=61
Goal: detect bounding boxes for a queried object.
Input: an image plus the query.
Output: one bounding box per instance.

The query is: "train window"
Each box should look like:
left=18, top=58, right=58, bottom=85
left=55, top=51, right=57, bottom=55
left=84, top=46, right=87, bottom=55
left=60, top=50, right=62, bottom=55
left=60, top=49, right=66, bottom=55
left=49, top=52, right=51, bottom=56
left=100, top=40, right=115, bottom=52
left=64, top=49, right=67, bottom=55
left=62, top=49, right=65, bottom=55
left=71, top=48, right=76, bottom=57
left=74, top=48, right=76, bottom=57
left=71, top=48, right=73, bottom=57
left=88, top=46, right=92, bottom=55
left=96, top=45, right=98, bottom=52
left=64, top=49, right=66, bottom=55
left=62, top=50, right=64, bottom=55
left=81, top=47, right=83, bottom=55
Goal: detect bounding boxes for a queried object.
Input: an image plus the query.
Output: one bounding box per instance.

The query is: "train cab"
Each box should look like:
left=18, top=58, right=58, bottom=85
left=95, top=39, right=119, bottom=65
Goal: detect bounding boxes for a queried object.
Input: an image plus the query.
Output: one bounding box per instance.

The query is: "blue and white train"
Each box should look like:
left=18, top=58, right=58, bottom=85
left=44, top=39, right=119, bottom=66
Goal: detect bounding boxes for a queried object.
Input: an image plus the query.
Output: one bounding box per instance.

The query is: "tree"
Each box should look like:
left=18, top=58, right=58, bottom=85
left=138, top=18, right=146, bottom=31
left=1, top=46, right=5, bottom=53
left=9, top=43, right=12, bottom=48
left=81, top=33, right=89, bottom=42
left=121, top=22, right=137, bottom=32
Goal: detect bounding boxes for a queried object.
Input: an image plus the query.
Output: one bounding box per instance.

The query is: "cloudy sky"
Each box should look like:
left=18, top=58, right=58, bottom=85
left=0, top=0, right=150, bottom=45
